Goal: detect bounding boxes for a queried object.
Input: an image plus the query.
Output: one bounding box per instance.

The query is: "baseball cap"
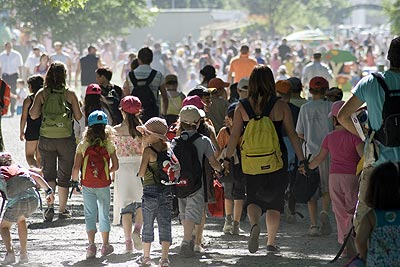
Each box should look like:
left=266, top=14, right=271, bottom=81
left=238, top=78, right=249, bottom=91
left=309, top=76, right=329, bottom=91
left=275, top=80, right=291, bottom=94
left=120, top=96, right=141, bottom=115
left=88, top=110, right=108, bottom=126
left=328, top=100, right=345, bottom=118
left=86, top=84, right=102, bottom=95
left=136, top=117, right=168, bottom=141
left=188, top=85, right=216, bottom=97
left=179, top=105, right=201, bottom=125
left=165, top=74, right=178, bottom=84
left=208, top=78, right=230, bottom=90
left=387, top=36, right=400, bottom=62
left=182, top=96, right=206, bottom=117
left=0, top=152, right=12, bottom=166
left=287, top=77, right=302, bottom=93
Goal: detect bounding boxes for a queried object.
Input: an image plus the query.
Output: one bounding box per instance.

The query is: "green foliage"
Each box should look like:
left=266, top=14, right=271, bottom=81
left=44, top=0, right=88, bottom=12
left=384, top=0, right=400, bottom=35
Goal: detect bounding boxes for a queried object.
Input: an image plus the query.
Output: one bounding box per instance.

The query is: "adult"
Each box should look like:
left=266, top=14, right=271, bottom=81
left=123, top=47, right=168, bottom=122
left=228, top=45, right=257, bottom=84
left=0, top=78, right=11, bottom=151
left=150, top=43, right=166, bottom=75
left=75, top=45, right=101, bottom=99
left=24, top=46, right=41, bottom=78
left=29, top=62, right=82, bottom=222
left=302, top=53, right=334, bottom=99
left=49, top=42, right=72, bottom=85
left=96, top=67, right=123, bottom=126
left=338, top=36, right=400, bottom=232
left=199, top=65, right=216, bottom=87
left=224, top=65, right=304, bottom=253
left=0, top=42, right=24, bottom=116
left=278, top=39, right=291, bottom=62
left=254, top=48, right=265, bottom=65
left=207, top=78, right=230, bottom=133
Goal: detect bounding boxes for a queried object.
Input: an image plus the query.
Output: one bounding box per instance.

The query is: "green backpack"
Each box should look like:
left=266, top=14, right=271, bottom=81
left=40, top=88, right=73, bottom=138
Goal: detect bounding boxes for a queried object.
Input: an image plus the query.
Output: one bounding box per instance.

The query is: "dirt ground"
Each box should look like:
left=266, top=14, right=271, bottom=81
left=1, top=114, right=349, bottom=267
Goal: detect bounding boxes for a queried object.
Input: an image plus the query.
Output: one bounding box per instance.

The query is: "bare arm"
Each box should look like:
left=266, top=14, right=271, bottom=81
left=160, top=83, right=168, bottom=115
left=29, top=89, right=44, bottom=120
left=74, top=60, right=81, bottom=88
left=281, top=101, right=305, bottom=161
left=20, top=97, right=30, bottom=141
left=137, top=147, right=151, bottom=177
left=356, top=142, right=364, bottom=158
left=308, top=148, right=329, bottom=169
left=29, top=167, right=55, bottom=204
left=356, top=210, right=374, bottom=261
left=71, top=153, right=83, bottom=181
left=337, top=94, right=364, bottom=137
left=68, top=90, right=83, bottom=121
left=226, top=104, right=243, bottom=159
left=123, top=78, right=131, bottom=97
left=109, top=151, right=119, bottom=173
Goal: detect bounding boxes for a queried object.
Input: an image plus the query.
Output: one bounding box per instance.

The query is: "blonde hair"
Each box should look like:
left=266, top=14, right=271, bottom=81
left=84, top=124, right=115, bottom=146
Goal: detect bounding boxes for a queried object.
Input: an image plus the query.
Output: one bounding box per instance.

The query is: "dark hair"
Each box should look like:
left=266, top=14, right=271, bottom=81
left=240, top=45, right=249, bottom=54
left=44, top=61, right=66, bottom=91
left=27, top=74, right=44, bottom=95
left=84, top=94, right=111, bottom=125
left=130, top=58, right=139, bottom=70
left=229, top=83, right=239, bottom=103
left=126, top=113, right=142, bottom=138
left=366, top=162, right=400, bottom=209
left=96, top=67, right=112, bottom=81
left=88, top=45, right=96, bottom=53
left=138, top=47, right=153, bottom=64
left=248, top=65, right=276, bottom=111
left=86, top=124, right=106, bottom=145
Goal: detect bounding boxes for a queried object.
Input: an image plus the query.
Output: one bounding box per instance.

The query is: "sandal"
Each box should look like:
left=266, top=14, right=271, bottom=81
left=266, top=245, right=280, bottom=252
left=137, top=256, right=152, bottom=267
left=158, top=258, right=170, bottom=267
left=248, top=224, right=260, bottom=253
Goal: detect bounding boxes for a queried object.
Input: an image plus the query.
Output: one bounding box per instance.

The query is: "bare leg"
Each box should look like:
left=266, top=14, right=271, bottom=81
left=194, top=209, right=206, bottom=246
left=25, top=140, right=39, bottom=167
left=225, top=199, right=233, bottom=217
left=247, top=203, right=262, bottom=226
left=182, top=220, right=195, bottom=242
left=17, top=216, right=28, bottom=254
left=134, top=207, right=143, bottom=233
left=308, top=199, right=318, bottom=226
left=143, top=242, right=151, bottom=258
left=161, top=241, right=170, bottom=260
left=0, top=220, right=13, bottom=253
left=58, top=186, right=69, bottom=212
left=87, top=230, right=96, bottom=245
left=122, top=214, right=133, bottom=241
left=233, top=200, right=244, bottom=222
left=321, top=192, right=331, bottom=212
left=266, top=210, right=280, bottom=246
left=101, top=231, right=109, bottom=245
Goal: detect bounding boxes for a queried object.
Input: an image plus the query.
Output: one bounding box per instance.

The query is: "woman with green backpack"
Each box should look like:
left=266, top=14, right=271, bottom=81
left=224, top=65, right=305, bottom=253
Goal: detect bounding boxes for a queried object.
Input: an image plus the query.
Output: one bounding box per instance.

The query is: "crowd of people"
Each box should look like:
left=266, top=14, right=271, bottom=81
left=0, top=31, right=399, bottom=267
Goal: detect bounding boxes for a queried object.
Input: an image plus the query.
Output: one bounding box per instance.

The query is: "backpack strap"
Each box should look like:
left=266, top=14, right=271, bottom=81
left=240, top=96, right=279, bottom=119
left=145, top=70, right=157, bottom=86
left=239, top=98, right=256, bottom=119
left=128, top=71, right=138, bottom=87
left=187, top=132, right=202, bottom=143
left=262, top=95, right=280, bottom=117
left=371, top=72, right=390, bottom=97
left=129, top=70, right=158, bottom=87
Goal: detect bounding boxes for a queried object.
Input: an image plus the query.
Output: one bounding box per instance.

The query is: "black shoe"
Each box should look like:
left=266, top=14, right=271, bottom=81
left=58, top=209, right=71, bottom=219
left=43, top=208, right=54, bottom=222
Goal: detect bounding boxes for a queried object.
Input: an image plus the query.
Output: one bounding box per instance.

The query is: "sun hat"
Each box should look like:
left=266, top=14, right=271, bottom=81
left=0, top=152, right=12, bottom=166
left=275, top=80, right=292, bottom=94
left=238, top=78, right=249, bottom=91
left=120, top=96, right=141, bottom=115
left=328, top=100, right=345, bottom=118
left=208, top=78, right=230, bottom=90
left=86, top=84, right=102, bottom=95
left=182, top=96, right=206, bottom=117
left=179, top=105, right=201, bottom=126
left=88, top=110, right=108, bottom=126
left=136, top=117, right=168, bottom=141
left=309, top=76, right=329, bottom=91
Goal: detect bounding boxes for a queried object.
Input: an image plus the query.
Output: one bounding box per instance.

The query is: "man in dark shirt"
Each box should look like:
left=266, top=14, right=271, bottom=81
left=75, top=45, right=101, bottom=99
left=278, top=39, right=291, bottom=62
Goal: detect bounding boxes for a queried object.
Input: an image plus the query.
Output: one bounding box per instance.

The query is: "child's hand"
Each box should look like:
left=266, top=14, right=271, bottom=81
left=20, top=133, right=25, bottom=141
left=46, top=192, right=55, bottom=205
left=298, top=165, right=306, bottom=175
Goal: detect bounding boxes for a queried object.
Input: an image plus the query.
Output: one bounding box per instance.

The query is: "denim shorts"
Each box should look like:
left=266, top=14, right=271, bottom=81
left=120, top=202, right=142, bottom=215
left=142, top=185, right=172, bottom=243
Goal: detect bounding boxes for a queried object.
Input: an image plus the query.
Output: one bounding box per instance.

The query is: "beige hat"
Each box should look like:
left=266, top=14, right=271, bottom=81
left=238, top=77, right=249, bottom=90
left=179, top=105, right=201, bottom=125
left=136, top=117, right=168, bottom=141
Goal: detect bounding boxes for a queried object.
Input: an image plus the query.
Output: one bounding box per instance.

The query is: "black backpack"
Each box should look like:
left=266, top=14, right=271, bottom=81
left=371, top=72, right=400, bottom=147
left=148, top=146, right=180, bottom=186
left=101, top=85, right=123, bottom=126
left=129, top=70, right=159, bottom=123
left=173, top=133, right=203, bottom=198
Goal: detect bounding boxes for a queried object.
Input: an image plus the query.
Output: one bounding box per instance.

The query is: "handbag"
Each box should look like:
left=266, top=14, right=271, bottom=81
left=293, top=153, right=320, bottom=204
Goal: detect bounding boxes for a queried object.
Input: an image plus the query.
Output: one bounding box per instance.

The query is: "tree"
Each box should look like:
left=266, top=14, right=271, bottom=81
left=384, top=0, right=400, bottom=35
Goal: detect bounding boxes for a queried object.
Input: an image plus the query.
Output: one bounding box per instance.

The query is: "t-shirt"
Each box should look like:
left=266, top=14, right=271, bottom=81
left=352, top=71, right=400, bottom=165
left=296, top=99, right=333, bottom=157
left=321, top=129, right=363, bottom=174
left=229, top=54, right=257, bottom=83
left=207, top=96, right=229, bottom=133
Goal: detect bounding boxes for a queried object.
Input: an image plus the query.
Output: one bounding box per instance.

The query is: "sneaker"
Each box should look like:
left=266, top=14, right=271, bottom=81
left=248, top=224, right=260, bottom=253
left=194, top=244, right=205, bottom=253
left=223, top=215, right=233, bottom=234
left=137, top=256, right=152, bottom=267
left=266, top=245, right=280, bottom=252
left=132, top=231, right=143, bottom=250
left=231, top=221, right=240, bottom=235
left=179, top=241, right=195, bottom=258
left=100, top=244, right=114, bottom=257
left=320, top=210, right=332, bottom=235
left=86, top=244, right=97, bottom=259
left=43, top=207, right=54, bottom=222
left=3, top=251, right=16, bottom=264
left=308, top=225, right=320, bottom=237
left=58, top=209, right=72, bottom=220
left=125, top=239, right=133, bottom=253
left=19, top=253, right=29, bottom=263
left=158, top=258, right=170, bottom=267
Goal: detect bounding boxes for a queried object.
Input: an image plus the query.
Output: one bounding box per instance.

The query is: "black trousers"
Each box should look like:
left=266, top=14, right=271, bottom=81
left=2, top=73, right=18, bottom=115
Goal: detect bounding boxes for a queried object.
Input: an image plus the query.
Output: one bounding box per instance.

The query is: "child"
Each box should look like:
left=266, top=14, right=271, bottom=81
left=216, top=102, right=245, bottom=235
left=175, top=105, right=224, bottom=257
left=113, top=96, right=144, bottom=252
left=19, top=75, right=43, bottom=167
left=163, top=74, right=185, bottom=126
left=355, top=161, right=400, bottom=266
left=0, top=152, right=55, bottom=264
left=16, top=79, right=28, bottom=116
left=136, top=117, right=173, bottom=267
left=305, top=101, right=364, bottom=252
left=71, top=110, right=119, bottom=259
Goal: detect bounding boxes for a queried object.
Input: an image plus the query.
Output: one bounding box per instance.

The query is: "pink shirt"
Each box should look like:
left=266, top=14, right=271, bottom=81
left=321, top=129, right=363, bottom=175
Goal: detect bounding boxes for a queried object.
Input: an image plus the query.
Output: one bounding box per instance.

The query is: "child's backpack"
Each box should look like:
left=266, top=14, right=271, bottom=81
left=0, top=79, right=11, bottom=116
left=40, top=88, right=73, bottom=138
left=240, top=97, right=283, bottom=175
left=371, top=72, right=400, bottom=147
left=173, top=132, right=203, bottom=198
left=129, top=70, right=159, bottom=123
left=82, top=142, right=111, bottom=188
left=148, top=146, right=181, bottom=186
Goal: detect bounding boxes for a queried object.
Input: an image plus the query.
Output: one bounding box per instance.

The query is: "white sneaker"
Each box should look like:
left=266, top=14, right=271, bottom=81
left=194, top=244, right=205, bottom=253
left=132, top=231, right=143, bottom=250
left=3, top=251, right=16, bottom=264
